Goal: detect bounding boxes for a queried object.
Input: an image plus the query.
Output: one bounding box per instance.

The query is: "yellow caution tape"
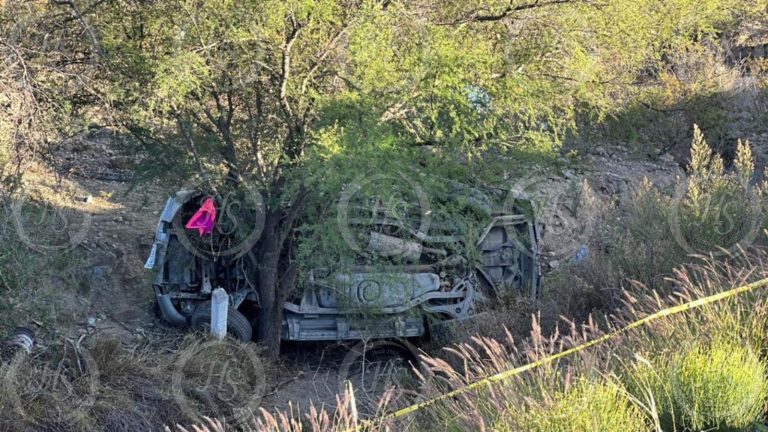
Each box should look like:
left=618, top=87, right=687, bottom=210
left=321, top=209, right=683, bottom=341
left=349, top=276, right=768, bottom=431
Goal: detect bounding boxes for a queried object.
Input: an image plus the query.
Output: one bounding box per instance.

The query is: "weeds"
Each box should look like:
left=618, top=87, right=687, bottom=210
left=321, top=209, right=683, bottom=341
left=0, top=201, right=87, bottom=332
left=0, top=335, right=271, bottom=431
left=174, top=249, right=768, bottom=432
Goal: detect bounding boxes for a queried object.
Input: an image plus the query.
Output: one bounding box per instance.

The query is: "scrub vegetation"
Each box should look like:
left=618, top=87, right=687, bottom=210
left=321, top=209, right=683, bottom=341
left=4, top=0, right=768, bottom=431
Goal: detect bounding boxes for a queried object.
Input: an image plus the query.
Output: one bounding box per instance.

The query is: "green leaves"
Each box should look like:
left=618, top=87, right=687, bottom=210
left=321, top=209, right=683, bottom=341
left=154, top=52, right=210, bottom=110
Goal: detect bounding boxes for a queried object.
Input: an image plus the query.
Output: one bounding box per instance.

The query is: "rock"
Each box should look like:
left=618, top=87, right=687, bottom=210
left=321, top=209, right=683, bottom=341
left=593, top=147, right=608, bottom=157
left=549, top=260, right=560, bottom=269
left=86, top=317, right=97, bottom=327
left=74, top=194, right=93, bottom=203
left=659, top=153, right=675, bottom=163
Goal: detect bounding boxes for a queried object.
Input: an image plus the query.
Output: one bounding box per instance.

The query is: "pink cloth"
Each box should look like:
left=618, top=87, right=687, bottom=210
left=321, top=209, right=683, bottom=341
left=185, top=197, right=217, bottom=236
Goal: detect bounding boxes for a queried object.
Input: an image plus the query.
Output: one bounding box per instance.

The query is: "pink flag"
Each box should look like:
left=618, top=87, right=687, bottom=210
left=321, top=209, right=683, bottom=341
left=185, top=197, right=217, bottom=236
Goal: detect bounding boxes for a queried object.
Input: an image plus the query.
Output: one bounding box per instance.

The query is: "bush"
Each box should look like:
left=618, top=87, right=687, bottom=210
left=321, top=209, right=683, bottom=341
left=601, top=43, right=740, bottom=157
left=501, top=379, right=650, bottom=432
left=671, top=341, right=767, bottom=431
left=0, top=202, right=86, bottom=331
left=578, top=126, right=768, bottom=299
left=628, top=341, right=767, bottom=432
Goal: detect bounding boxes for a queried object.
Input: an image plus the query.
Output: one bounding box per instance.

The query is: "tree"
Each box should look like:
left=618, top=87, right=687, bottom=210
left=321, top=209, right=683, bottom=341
left=82, top=0, right=756, bottom=353
left=100, top=0, right=385, bottom=353
left=0, top=1, right=101, bottom=192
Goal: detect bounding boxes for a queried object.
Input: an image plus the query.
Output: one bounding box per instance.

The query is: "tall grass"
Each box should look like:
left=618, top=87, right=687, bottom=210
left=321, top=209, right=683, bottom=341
left=178, top=249, right=768, bottom=432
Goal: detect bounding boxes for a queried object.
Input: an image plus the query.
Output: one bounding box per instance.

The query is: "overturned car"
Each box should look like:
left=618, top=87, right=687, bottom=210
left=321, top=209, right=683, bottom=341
left=146, top=184, right=540, bottom=343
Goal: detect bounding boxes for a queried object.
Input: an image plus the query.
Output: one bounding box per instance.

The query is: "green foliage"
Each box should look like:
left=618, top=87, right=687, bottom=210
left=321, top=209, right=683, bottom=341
left=608, top=177, right=681, bottom=287
left=673, top=342, right=767, bottom=431
left=504, top=379, right=650, bottom=432
left=92, top=0, right=759, bottom=179
left=588, top=127, right=768, bottom=293
left=628, top=341, right=767, bottom=432
left=601, top=44, right=740, bottom=155
left=679, top=126, right=763, bottom=254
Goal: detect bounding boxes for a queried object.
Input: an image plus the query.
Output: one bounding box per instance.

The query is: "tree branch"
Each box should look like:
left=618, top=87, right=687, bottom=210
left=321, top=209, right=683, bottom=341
left=51, top=0, right=104, bottom=58
left=279, top=19, right=303, bottom=119
left=175, top=113, right=215, bottom=192
left=438, top=0, right=575, bottom=25
left=300, top=25, right=349, bottom=94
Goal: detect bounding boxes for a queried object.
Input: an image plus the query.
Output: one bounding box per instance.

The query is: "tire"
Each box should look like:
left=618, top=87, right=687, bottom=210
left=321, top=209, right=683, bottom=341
left=338, top=339, right=422, bottom=415
left=190, top=302, right=253, bottom=342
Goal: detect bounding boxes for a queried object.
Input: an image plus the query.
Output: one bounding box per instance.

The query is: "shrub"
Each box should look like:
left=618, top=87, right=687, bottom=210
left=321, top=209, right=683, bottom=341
left=627, top=341, right=768, bottom=432
left=503, top=379, right=650, bottom=432
left=671, top=341, right=767, bottom=431
left=580, top=126, right=768, bottom=299
left=601, top=43, right=740, bottom=157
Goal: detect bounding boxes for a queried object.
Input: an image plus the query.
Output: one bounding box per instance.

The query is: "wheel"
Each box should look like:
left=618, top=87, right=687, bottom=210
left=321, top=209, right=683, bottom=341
left=338, top=339, right=422, bottom=414
left=190, top=301, right=253, bottom=342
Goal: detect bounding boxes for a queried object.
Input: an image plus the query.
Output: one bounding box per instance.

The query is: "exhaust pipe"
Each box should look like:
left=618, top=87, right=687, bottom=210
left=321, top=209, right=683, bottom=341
left=156, top=294, right=188, bottom=326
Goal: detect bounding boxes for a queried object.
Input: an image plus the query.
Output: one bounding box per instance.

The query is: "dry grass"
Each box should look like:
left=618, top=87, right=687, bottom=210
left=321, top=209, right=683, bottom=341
left=176, top=249, right=768, bottom=432
left=0, top=335, right=272, bottom=431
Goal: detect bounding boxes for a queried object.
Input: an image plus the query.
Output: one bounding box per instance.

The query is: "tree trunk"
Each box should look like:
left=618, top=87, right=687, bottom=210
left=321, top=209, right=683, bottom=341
left=255, top=210, right=283, bottom=356
left=254, top=194, right=304, bottom=357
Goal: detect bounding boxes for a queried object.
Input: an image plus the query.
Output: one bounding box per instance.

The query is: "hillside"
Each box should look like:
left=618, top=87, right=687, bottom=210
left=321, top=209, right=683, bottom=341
left=4, top=1, right=768, bottom=431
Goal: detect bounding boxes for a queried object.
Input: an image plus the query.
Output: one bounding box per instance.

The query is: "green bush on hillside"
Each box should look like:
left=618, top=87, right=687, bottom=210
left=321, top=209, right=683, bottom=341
left=582, top=126, right=767, bottom=295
